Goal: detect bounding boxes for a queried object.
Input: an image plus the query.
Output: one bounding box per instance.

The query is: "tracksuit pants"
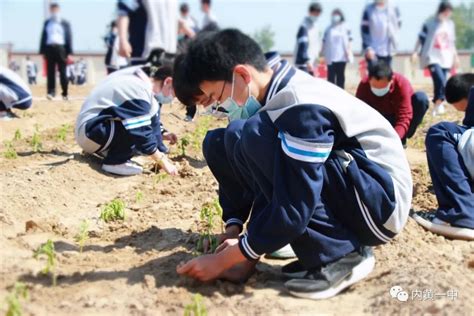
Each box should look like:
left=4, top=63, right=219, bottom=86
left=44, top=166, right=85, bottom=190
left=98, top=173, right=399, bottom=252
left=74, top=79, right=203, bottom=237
left=426, top=122, right=474, bottom=229
left=45, top=44, right=68, bottom=97
left=428, top=64, right=450, bottom=103
left=203, top=117, right=399, bottom=269
left=327, top=62, right=347, bottom=89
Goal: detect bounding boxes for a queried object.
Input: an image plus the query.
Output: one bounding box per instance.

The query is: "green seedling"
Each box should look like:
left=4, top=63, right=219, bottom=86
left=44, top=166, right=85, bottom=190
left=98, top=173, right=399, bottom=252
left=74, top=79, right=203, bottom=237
left=100, top=199, right=126, bottom=222
left=153, top=173, right=168, bottom=189
left=184, top=293, right=207, bottom=316
left=196, top=199, right=223, bottom=253
left=13, top=129, right=22, bottom=141
left=179, top=136, right=191, bottom=156
left=30, top=132, right=42, bottom=152
left=33, top=239, right=57, bottom=286
left=56, top=124, right=71, bottom=142
left=4, top=142, right=17, bottom=159
left=135, top=191, right=144, bottom=203
left=4, top=282, right=29, bottom=316
left=74, top=220, right=89, bottom=253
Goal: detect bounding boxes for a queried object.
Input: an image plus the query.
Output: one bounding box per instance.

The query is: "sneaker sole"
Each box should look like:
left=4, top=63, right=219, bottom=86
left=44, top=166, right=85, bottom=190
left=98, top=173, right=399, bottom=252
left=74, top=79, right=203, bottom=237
left=282, top=270, right=307, bottom=279
left=411, top=213, right=474, bottom=241
left=287, top=253, right=375, bottom=300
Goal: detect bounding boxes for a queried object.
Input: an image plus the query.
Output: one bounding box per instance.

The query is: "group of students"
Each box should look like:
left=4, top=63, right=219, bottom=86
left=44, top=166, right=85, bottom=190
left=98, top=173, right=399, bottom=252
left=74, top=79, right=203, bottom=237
left=297, top=0, right=459, bottom=119
left=1, top=0, right=473, bottom=301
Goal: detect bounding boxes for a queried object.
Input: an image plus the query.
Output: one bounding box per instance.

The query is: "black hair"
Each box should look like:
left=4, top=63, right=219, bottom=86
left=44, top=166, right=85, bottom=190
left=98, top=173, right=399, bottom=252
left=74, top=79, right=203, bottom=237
left=437, top=1, right=453, bottom=14
left=180, top=3, right=189, bottom=13
left=50, top=2, right=59, bottom=9
left=172, top=54, right=202, bottom=106
left=332, top=8, right=345, bottom=22
left=141, top=65, right=173, bottom=82
left=185, top=29, right=267, bottom=84
left=446, top=73, right=474, bottom=103
left=110, top=20, right=117, bottom=28
left=201, top=0, right=211, bottom=5
left=309, top=2, right=322, bottom=14
left=368, top=61, right=393, bottom=81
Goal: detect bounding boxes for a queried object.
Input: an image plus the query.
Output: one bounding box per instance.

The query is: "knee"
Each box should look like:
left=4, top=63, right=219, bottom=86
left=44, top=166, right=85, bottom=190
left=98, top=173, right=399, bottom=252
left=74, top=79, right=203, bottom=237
left=412, top=92, right=429, bottom=110
left=202, top=128, right=226, bottom=163
left=425, top=122, right=456, bottom=149
left=15, top=98, right=32, bottom=110
left=224, top=119, right=246, bottom=149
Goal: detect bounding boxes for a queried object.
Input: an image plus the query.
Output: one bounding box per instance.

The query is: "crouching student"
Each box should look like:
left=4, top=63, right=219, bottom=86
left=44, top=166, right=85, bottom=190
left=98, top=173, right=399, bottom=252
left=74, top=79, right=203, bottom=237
left=0, top=66, right=33, bottom=121
left=356, top=61, right=429, bottom=147
left=412, top=73, right=474, bottom=240
left=175, top=29, right=412, bottom=299
left=75, top=65, right=178, bottom=176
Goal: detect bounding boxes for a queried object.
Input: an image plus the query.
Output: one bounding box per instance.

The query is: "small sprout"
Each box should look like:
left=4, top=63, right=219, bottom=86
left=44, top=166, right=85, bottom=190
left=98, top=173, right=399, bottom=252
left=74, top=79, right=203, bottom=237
left=13, top=129, right=22, bottom=141
left=135, top=191, right=144, bottom=203
left=30, top=132, right=42, bottom=152
left=179, top=136, right=191, bottom=156
left=196, top=199, right=223, bottom=253
left=153, top=173, right=168, bottom=189
left=56, top=124, right=71, bottom=142
left=184, top=293, right=207, bottom=316
left=4, top=282, right=29, bottom=316
left=74, top=220, right=89, bottom=253
left=4, top=142, right=17, bottom=159
left=33, top=239, right=57, bottom=286
left=100, top=199, right=126, bottom=222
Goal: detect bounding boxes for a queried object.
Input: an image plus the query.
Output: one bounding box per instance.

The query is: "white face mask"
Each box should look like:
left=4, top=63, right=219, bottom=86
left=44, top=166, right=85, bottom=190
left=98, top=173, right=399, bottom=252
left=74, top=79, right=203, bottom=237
left=371, top=85, right=391, bottom=97
left=331, top=15, right=342, bottom=24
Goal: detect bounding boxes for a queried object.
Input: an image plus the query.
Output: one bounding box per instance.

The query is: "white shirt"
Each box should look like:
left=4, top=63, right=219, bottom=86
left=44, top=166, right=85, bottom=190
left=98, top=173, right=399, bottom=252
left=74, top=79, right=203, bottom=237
left=428, top=19, right=456, bottom=69
left=46, top=19, right=65, bottom=45
left=26, top=61, right=37, bottom=77
left=323, top=24, right=350, bottom=64
left=202, top=12, right=217, bottom=29
left=370, top=7, right=390, bottom=57
left=142, top=0, right=178, bottom=55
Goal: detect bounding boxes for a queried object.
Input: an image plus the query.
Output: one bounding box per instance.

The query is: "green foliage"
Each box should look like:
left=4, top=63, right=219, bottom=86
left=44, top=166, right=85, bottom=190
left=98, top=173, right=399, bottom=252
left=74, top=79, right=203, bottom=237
left=135, top=191, right=144, bottom=203
left=33, top=239, right=57, bottom=286
left=184, top=294, right=207, bottom=316
left=179, top=135, right=191, bottom=157
left=452, top=3, right=474, bottom=49
left=4, top=282, right=29, bottom=316
left=252, top=25, right=275, bottom=52
left=30, top=133, right=42, bottom=152
left=13, top=129, right=22, bottom=141
left=56, top=124, right=71, bottom=142
left=100, top=199, right=126, bottom=222
left=74, top=220, right=89, bottom=253
left=4, top=141, right=17, bottom=159
left=197, top=199, right=223, bottom=253
left=153, top=173, right=168, bottom=189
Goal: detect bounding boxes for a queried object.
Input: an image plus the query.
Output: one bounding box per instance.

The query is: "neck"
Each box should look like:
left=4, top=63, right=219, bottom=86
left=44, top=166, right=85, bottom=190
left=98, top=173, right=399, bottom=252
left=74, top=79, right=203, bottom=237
left=254, top=68, right=274, bottom=103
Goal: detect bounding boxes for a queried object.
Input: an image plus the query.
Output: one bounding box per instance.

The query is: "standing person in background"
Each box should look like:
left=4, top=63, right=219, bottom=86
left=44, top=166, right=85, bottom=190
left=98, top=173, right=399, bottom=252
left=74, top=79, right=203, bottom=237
left=361, top=0, right=401, bottom=69
left=413, top=1, right=459, bottom=117
left=201, top=0, right=219, bottom=32
left=75, top=58, right=87, bottom=85
left=26, top=56, right=38, bottom=85
left=294, top=2, right=322, bottom=75
left=39, top=2, right=73, bottom=101
left=104, top=21, right=128, bottom=74
left=178, top=3, right=199, bottom=54
left=117, top=0, right=178, bottom=66
left=321, top=9, right=352, bottom=89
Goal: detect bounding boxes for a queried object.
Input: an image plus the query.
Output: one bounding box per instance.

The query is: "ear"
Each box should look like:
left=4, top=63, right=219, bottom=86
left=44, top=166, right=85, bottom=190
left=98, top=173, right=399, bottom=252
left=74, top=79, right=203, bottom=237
left=233, top=65, right=252, bottom=84
left=164, top=77, right=173, bottom=86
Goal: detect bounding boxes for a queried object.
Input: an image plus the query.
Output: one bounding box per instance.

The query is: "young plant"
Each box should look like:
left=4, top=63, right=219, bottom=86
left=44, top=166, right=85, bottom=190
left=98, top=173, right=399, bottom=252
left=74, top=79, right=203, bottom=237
left=179, top=135, right=191, bottom=156
left=74, top=220, right=89, bottom=253
left=184, top=293, right=207, bottom=316
left=4, top=282, right=29, bottom=316
left=4, top=142, right=17, bottom=159
left=100, top=199, right=126, bottom=222
left=153, top=173, right=168, bottom=189
left=30, top=132, right=42, bottom=152
left=33, top=239, right=57, bottom=286
left=56, top=124, right=71, bottom=142
left=196, top=199, right=224, bottom=253
left=13, top=129, right=22, bottom=141
left=135, top=191, right=144, bottom=203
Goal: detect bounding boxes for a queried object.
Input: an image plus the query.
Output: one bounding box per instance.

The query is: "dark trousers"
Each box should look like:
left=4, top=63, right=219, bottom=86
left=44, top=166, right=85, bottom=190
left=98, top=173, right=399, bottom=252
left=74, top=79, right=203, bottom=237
left=0, top=99, right=32, bottom=111
left=203, top=118, right=397, bottom=268
left=45, top=45, right=68, bottom=97
left=327, top=62, right=347, bottom=89
left=28, top=76, right=37, bottom=85
left=428, top=64, right=449, bottom=103
left=426, top=122, right=474, bottom=229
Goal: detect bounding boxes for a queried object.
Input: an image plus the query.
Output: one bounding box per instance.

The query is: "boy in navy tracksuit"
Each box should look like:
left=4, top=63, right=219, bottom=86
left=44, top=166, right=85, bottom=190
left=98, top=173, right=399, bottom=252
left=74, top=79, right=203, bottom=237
left=175, top=29, right=412, bottom=299
left=0, top=66, right=32, bottom=121
left=75, top=64, right=178, bottom=176
left=412, top=74, right=474, bottom=240
left=294, top=3, right=322, bottom=75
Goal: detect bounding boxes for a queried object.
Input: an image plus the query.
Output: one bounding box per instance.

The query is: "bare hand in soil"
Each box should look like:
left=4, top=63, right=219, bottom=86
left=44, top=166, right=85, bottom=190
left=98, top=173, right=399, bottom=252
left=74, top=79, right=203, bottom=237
left=177, top=254, right=225, bottom=282
left=162, top=132, right=178, bottom=145
left=203, top=225, right=240, bottom=253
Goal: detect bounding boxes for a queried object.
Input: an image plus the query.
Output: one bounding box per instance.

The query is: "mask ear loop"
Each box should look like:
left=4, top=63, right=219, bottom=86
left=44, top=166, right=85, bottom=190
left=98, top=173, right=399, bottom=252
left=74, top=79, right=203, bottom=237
left=230, top=72, right=236, bottom=100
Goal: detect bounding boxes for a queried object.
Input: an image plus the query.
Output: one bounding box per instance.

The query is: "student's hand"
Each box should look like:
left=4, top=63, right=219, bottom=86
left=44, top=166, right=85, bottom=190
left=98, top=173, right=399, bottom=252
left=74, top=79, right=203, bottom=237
left=203, top=225, right=240, bottom=253
left=365, top=49, right=375, bottom=61
left=119, top=39, right=132, bottom=58
left=162, top=132, right=178, bottom=145
left=215, top=238, right=239, bottom=254
left=160, top=156, right=178, bottom=176
left=177, top=254, right=225, bottom=282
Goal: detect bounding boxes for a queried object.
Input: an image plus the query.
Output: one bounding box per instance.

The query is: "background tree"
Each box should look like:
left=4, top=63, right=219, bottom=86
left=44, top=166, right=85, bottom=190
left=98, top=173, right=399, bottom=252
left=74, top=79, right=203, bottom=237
left=452, top=2, right=474, bottom=50
left=252, top=25, right=275, bottom=53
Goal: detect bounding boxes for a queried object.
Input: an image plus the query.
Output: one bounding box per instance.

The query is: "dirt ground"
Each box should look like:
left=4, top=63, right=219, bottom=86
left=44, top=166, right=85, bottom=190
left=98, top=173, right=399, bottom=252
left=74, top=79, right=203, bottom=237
left=1, top=84, right=473, bottom=316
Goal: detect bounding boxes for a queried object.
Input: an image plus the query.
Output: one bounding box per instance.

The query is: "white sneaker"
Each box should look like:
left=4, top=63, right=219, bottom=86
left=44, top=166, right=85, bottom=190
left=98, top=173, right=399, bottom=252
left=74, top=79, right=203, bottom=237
left=102, top=161, right=143, bottom=176
left=47, top=94, right=54, bottom=100
left=432, top=103, right=446, bottom=116
left=0, top=111, right=13, bottom=121
left=268, top=244, right=297, bottom=259
left=411, top=210, right=474, bottom=241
